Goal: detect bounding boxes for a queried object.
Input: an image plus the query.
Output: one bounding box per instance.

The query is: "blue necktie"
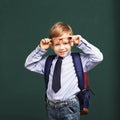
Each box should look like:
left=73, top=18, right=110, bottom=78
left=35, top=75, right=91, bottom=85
left=52, top=56, right=63, bottom=93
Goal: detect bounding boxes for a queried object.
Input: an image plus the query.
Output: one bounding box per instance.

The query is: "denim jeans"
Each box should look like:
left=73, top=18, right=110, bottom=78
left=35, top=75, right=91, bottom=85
left=47, top=97, right=80, bottom=120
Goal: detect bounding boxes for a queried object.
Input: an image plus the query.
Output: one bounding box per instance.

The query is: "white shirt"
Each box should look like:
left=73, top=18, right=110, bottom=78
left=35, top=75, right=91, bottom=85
left=24, top=37, right=103, bottom=102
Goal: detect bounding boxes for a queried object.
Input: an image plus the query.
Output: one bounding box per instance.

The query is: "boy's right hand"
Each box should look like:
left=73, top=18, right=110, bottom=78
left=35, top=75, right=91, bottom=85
left=40, top=38, right=52, bottom=50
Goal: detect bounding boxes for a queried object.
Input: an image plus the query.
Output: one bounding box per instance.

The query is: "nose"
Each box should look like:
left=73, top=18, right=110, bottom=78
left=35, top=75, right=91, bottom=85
left=59, top=44, right=64, bottom=49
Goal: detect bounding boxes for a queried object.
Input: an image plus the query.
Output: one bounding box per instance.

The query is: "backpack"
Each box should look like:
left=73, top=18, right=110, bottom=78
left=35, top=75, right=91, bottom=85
left=44, top=53, right=91, bottom=115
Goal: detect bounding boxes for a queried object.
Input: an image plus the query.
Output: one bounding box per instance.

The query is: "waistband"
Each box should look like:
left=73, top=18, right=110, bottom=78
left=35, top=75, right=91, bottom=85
left=47, top=97, right=78, bottom=108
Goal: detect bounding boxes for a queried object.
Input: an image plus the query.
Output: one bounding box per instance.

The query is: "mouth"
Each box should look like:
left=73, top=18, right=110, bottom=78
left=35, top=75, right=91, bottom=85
left=58, top=51, right=67, bottom=55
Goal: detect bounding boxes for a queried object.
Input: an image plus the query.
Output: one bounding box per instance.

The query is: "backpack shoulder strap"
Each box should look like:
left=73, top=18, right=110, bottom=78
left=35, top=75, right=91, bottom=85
left=44, top=55, right=56, bottom=89
left=45, top=53, right=88, bottom=91
left=71, top=53, right=84, bottom=90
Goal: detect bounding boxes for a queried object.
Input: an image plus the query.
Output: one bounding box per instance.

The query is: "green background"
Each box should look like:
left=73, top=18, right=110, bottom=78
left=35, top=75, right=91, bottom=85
left=0, top=0, right=119, bottom=120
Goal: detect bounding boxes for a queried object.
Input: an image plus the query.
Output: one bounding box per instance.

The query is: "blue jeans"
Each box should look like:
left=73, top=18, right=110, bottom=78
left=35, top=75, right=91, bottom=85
left=47, top=97, right=80, bottom=120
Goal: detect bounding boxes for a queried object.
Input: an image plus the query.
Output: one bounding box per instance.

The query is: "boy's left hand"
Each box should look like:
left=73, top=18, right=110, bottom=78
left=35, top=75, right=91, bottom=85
left=70, top=35, right=81, bottom=46
left=72, top=35, right=81, bottom=45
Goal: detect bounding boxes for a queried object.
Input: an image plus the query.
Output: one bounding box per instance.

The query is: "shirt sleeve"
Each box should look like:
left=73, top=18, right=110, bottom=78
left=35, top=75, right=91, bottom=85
left=24, top=45, right=47, bottom=74
left=77, top=36, right=103, bottom=72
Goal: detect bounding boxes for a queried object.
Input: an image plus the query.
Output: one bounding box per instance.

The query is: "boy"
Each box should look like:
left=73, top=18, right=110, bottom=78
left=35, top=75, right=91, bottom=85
left=24, top=22, right=103, bottom=120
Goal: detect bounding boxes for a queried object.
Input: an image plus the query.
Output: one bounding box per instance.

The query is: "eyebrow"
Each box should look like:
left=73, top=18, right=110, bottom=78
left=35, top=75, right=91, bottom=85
left=58, top=36, right=72, bottom=40
left=51, top=36, right=72, bottom=43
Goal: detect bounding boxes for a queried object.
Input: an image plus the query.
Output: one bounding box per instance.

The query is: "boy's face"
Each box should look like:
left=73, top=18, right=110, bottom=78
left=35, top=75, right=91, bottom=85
left=51, top=33, right=72, bottom=57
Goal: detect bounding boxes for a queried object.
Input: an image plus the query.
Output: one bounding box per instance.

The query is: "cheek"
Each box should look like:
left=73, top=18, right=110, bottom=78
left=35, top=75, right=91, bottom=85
left=66, top=44, right=71, bottom=49
left=52, top=46, right=58, bottom=52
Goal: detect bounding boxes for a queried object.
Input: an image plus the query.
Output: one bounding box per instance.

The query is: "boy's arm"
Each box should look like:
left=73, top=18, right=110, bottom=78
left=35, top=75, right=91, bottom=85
left=76, top=36, right=103, bottom=72
left=24, top=45, right=47, bottom=74
left=24, top=38, right=51, bottom=74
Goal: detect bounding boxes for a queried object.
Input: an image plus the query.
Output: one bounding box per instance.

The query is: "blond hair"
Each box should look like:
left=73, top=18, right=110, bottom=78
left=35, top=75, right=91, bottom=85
left=49, top=22, right=73, bottom=39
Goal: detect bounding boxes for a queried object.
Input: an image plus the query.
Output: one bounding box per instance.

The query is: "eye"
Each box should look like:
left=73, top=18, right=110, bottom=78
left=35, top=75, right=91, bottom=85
left=54, top=43, right=60, bottom=46
left=63, top=42, right=69, bottom=45
left=68, top=37, right=72, bottom=40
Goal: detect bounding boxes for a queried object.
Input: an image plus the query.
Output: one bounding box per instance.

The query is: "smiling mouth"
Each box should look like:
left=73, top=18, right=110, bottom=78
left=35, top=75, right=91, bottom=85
left=59, top=51, right=67, bottom=54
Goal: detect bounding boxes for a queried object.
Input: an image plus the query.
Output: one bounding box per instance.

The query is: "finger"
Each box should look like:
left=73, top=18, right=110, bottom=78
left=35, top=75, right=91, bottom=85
left=44, top=38, right=49, bottom=43
left=42, top=39, right=47, bottom=44
left=42, top=38, right=51, bottom=44
left=76, top=35, right=81, bottom=40
left=74, top=35, right=81, bottom=44
left=70, top=41, right=74, bottom=46
left=49, top=40, right=52, bottom=45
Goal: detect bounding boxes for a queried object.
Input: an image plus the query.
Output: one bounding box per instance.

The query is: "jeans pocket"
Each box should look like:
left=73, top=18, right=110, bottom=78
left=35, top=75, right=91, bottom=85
left=67, top=101, right=80, bottom=114
left=67, top=106, right=76, bottom=114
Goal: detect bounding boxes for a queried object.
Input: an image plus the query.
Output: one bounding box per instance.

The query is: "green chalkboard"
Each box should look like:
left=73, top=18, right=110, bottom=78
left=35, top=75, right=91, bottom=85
left=0, top=0, right=119, bottom=120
